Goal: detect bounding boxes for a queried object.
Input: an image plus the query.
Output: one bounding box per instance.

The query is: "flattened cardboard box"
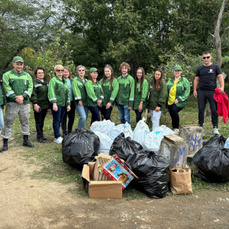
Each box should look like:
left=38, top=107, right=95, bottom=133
left=81, top=154, right=122, bottom=199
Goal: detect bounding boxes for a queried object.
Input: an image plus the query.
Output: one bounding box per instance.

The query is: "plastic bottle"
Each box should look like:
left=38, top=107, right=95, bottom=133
left=224, top=138, right=229, bottom=149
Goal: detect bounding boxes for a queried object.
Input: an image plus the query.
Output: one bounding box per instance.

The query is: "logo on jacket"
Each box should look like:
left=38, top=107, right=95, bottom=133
left=208, top=69, right=214, bottom=74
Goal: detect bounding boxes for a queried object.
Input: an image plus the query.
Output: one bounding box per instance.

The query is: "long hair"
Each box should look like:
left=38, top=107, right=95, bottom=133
left=135, top=67, right=145, bottom=94
left=153, top=68, right=163, bottom=90
left=102, top=64, right=114, bottom=88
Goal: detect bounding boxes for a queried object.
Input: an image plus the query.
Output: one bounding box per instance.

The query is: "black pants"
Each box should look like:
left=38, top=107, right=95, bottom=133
left=168, top=104, right=183, bottom=129
left=34, top=108, right=48, bottom=140
left=197, top=89, right=218, bottom=127
left=134, top=109, right=143, bottom=123
left=88, top=106, right=100, bottom=124
left=61, top=101, right=75, bottom=134
left=100, top=106, right=113, bottom=120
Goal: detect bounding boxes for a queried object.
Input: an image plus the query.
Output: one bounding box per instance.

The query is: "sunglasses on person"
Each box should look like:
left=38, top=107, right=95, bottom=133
left=78, top=69, right=85, bottom=72
left=203, top=56, right=210, bottom=59
left=56, top=69, right=64, bottom=72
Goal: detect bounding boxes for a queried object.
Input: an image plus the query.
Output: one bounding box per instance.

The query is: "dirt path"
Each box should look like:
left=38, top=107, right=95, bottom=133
left=0, top=147, right=229, bottom=229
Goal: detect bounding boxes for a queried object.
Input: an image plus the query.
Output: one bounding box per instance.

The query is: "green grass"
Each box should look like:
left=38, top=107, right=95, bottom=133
left=8, top=93, right=229, bottom=198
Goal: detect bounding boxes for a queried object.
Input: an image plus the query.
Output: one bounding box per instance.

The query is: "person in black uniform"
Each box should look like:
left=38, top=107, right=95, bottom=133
left=31, top=67, right=49, bottom=143
left=193, top=51, right=224, bottom=135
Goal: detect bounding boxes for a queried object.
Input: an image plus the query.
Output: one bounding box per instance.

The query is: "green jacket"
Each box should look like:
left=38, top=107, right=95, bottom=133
left=167, top=77, right=190, bottom=108
left=0, top=78, right=5, bottom=106
left=99, top=78, right=119, bottom=105
left=148, top=80, right=167, bottom=111
left=116, top=74, right=135, bottom=107
left=133, top=79, right=149, bottom=110
left=85, top=80, right=104, bottom=107
left=30, top=78, right=49, bottom=109
left=3, top=69, right=33, bottom=104
left=72, top=76, right=87, bottom=106
left=48, top=75, right=70, bottom=106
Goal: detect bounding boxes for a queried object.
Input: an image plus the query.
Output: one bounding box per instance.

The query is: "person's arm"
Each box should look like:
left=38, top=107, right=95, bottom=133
left=177, top=78, right=190, bottom=102
left=128, top=76, right=135, bottom=109
left=217, top=74, right=224, bottom=93
left=72, top=78, right=83, bottom=105
left=193, top=76, right=199, bottom=97
left=139, top=80, right=149, bottom=111
left=30, top=82, right=40, bottom=112
left=23, top=74, right=33, bottom=100
left=3, top=72, right=17, bottom=101
left=157, top=81, right=168, bottom=111
left=85, top=81, right=98, bottom=102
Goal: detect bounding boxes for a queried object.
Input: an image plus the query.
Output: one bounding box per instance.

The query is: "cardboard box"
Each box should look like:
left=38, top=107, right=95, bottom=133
left=102, top=155, right=137, bottom=190
left=81, top=160, right=122, bottom=199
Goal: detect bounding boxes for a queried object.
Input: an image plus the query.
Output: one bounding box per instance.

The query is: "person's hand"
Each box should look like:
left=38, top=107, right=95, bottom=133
left=128, top=106, right=132, bottom=110
left=155, top=106, right=160, bottom=112
left=78, top=101, right=83, bottom=106
left=219, top=87, right=224, bottom=94
left=67, top=105, right=71, bottom=112
left=53, top=103, right=58, bottom=112
left=34, top=104, right=40, bottom=112
left=193, top=90, right=198, bottom=98
left=106, top=102, right=112, bottom=109
left=97, top=100, right=102, bottom=106
left=15, top=95, right=24, bottom=104
left=174, top=99, right=179, bottom=104
left=138, top=103, right=143, bottom=112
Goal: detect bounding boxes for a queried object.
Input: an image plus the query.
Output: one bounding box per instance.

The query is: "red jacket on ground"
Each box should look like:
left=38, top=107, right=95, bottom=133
left=214, top=88, right=229, bottom=123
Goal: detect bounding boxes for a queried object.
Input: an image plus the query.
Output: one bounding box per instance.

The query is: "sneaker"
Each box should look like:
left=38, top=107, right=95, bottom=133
left=213, top=127, right=219, bottom=135
left=54, top=137, right=63, bottom=144
left=173, top=128, right=179, bottom=135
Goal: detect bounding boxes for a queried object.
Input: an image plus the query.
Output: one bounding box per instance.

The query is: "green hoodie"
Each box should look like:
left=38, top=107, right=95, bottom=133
left=30, top=78, right=49, bottom=109
left=99, top=78, right=119, bottom=105
left=85, top=80, right=104, bottom=107
left=48, top=75, right=70, bottom=106
left=72, top=76, right=87, bottom=106
left=3, top=69, right=33, bottom=104
left=116, top=74, right=135, bottom=107
left=148, top=80, right=167, bottom=111
left=167, top=77, right=190, bottom=108
left=133, top=79, right=149, bottom=110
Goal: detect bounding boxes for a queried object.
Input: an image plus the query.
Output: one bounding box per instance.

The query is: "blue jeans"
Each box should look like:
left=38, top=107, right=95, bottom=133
left=76, top=105, right=88, bottom=128
left=88, top=106, right=100, bottom=124
left=0, top=106, right=4, bottom=130
left=51, top=105, right=66, bottom=138
left=117, top=104, right=130, bottom=124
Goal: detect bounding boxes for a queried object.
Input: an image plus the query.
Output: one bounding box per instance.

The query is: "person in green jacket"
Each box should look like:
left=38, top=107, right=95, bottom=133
left=1, top=56, right=34, bottom=151
left=72, top=65, right=88, bottom=128
left=100, top=64, right=119, bottom=120
left=116, top=62, right=134, bottom=124
left=61, top=67, right=75, bottom=134
left=48, top=65, right=70, bottom=144
left=148, top=69, right=167, bottom=130
left=85, top=67, right=104, bottom=125
left=31, top=67, right=49, bottom=143
left=133, top=67, right=149, bottom=123
left=167, top=65, right=190, bottom=135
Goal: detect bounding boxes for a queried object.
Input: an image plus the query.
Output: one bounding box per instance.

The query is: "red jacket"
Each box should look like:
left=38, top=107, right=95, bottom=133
left=214, top=88, right=229, bottom=123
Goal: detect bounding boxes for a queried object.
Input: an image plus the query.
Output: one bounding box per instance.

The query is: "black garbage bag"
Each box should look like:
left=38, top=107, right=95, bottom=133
left=126, top=150, right=170, bottom=198
left=193, top=135, right=229, bottom=183
left=62, top=128, right=100, bottom=169
left=109, top=133, right=143, bottom=161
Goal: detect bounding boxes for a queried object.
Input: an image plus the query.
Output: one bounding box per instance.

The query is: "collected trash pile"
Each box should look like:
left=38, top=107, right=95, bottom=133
left=62, top=120, right=229, bottom=199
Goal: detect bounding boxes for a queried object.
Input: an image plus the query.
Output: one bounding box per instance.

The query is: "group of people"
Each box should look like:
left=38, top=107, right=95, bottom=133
left=0, top=51, right=224, bottom=151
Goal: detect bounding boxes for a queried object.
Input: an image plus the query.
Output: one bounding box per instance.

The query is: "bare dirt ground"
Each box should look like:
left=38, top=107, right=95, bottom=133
left=0, top=147, right=229, bottom=229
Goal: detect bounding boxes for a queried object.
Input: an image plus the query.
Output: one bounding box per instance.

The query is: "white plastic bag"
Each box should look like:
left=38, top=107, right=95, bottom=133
left=142, top=126, right=174, bottom=152
left=90, top=120, right=115, bottom=134
left=108, top=122, right=133, bottom=140
left=94, top=131, right=113, bottom=155
left=133, top=119, right=150, bottom=145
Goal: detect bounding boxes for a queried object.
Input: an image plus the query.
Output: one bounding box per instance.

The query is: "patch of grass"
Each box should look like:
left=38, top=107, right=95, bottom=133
left=8, top=93, right=229, bottom=198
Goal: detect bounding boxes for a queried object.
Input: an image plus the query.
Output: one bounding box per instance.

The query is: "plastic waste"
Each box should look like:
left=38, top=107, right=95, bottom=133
left=108, top=122, right=133, bottom=140
left=193, top=135, right=229, bottom=183
left=109, top=133, right=143, bottom=161
left=94, top=131, right=113, bottom=155
left=133, top=118, right=150, bottom=145
left=90, top=120, right=115, bottom=134
left=62, top=128, right=100, bottom=169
